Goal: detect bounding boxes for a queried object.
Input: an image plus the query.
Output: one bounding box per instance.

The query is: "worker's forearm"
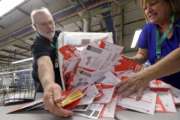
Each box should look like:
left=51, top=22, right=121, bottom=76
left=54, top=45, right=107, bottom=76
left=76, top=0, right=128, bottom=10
left=128, top=48, right=148, bottom=64
left=129, top=54, right=147, bottom=64
left=150, top=48, right=180, bottom=78
left=38, top=65, right=55, bottom=89
left=138, top=48, right=180, bottom=81
left=38, top=56, right=55, bottom=90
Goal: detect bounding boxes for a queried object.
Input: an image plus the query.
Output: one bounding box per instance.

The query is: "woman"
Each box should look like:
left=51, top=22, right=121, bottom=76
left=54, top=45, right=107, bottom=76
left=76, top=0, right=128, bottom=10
left=116, top=0, right=180, bottom=100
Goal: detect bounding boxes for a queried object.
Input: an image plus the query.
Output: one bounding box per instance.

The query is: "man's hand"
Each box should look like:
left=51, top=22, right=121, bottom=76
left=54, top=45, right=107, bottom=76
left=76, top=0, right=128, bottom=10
left=43, top=83, right=73, bottom=117
left=116, top=73, right=150, bottom=100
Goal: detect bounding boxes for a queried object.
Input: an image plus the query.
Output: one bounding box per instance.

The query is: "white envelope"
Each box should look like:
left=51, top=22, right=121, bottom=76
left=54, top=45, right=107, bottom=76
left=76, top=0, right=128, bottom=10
left=79, top=85, right=99, bottom=105
left=117, top=91, right=157, bottom=115
left=156, top=92, right=176, bottom=112
left=170, top=86, right=180, bottom=105
left=100, top=96, right=118, bottom=119
left=101, top=71, right=121, bottom=86
left=94, top=87, right=115, bottom=104
left=75, top=103, right=104, bottom=119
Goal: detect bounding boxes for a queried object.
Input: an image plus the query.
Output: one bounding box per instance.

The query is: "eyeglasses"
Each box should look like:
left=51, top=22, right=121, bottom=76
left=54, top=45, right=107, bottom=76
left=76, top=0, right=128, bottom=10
left=35, top=20, right=54, bottom=26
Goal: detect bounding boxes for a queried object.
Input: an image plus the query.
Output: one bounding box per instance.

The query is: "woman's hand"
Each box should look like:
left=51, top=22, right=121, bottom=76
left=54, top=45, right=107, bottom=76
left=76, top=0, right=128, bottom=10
left=116, top=73, right=150, bottom=100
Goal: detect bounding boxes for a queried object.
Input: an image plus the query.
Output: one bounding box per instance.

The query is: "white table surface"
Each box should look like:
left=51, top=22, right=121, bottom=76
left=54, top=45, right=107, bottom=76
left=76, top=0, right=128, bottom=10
left=1, top=105, right=180, bottom=120
left=0, top=93, right=180, bottom=120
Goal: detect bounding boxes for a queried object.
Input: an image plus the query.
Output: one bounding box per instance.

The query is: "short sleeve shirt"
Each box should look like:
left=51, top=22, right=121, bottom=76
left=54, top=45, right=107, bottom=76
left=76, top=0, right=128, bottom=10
left=31, top=31, right=62, bottom=90
left=137, top=19, right=180, bottom=89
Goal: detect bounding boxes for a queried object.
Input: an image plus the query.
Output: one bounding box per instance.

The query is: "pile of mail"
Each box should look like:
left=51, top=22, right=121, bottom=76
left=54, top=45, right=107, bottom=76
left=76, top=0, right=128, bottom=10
left=57, top=32, right=180, bottom=119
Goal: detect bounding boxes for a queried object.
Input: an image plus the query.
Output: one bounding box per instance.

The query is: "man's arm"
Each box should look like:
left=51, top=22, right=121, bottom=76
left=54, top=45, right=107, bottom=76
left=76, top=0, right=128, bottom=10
left=37, top=56, right=73, bottom=117
left=37, top=56, right=55, bottom=89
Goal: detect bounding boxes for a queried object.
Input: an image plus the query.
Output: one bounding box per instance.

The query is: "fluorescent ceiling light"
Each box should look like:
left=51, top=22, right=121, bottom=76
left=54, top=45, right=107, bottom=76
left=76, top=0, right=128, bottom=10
left=11, top=57, right=33, bottom=64
left=131, top=29, right=142, bottom=48
left=0, top=0, right=26, bottom=17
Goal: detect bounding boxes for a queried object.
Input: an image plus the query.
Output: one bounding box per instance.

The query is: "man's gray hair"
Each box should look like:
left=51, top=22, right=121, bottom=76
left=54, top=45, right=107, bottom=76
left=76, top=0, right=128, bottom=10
left=30, top=7, right=53, bottom=24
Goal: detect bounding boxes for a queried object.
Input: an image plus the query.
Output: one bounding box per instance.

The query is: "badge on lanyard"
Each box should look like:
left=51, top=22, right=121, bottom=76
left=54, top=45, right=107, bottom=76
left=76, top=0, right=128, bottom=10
left=51, top=40, right=59, bottom=68
left=156, top=15, right=175, bottom=61
left=55, top=58, right=59, bottom=68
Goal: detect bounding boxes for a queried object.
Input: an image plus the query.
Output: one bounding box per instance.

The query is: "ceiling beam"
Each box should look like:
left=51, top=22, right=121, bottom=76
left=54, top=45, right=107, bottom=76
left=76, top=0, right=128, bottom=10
left=0, top=0, right=111, bottom=48
left=0, top=54, right=24, bottom=60
left=1, top=49, right=31, bottom=57
left=0, top=25, right=5, bottom=29
left=0, top=62, right=9, bottom=65
left=76, top=0, right=86, bottom=9
left=41, top=0, right=49, bottom=6
left=17, top=7, right=30, bottom=16
left=0, top=58, right=12, bottom=62
left=19, top=40, right=32, bottom=46
left=0, top=62, right=10, bottom=65
left=13, top=44, right=31, bottom=51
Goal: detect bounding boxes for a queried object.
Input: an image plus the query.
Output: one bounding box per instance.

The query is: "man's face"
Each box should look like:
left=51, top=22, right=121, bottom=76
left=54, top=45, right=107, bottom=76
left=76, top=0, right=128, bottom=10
left=34, top=13, right=55, bottom=40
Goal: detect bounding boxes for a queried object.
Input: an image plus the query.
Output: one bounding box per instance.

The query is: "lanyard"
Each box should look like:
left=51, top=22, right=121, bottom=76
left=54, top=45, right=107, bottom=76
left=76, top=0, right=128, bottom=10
left=156, top=15, right=175, bottom=59
left=50, top=42, right=57, bottom=49
left=50, top=40, right=58, bottom=57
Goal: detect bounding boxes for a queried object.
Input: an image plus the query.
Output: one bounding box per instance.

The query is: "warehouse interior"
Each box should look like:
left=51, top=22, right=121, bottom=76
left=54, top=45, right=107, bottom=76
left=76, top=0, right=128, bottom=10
left=0, top=0, right=145, bottom=72
left=0, top=0, right=180, bottom=119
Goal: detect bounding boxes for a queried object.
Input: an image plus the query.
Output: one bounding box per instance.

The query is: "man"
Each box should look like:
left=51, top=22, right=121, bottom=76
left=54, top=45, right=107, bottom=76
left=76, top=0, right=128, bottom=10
left=31, top=7, right=73, bottom=117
